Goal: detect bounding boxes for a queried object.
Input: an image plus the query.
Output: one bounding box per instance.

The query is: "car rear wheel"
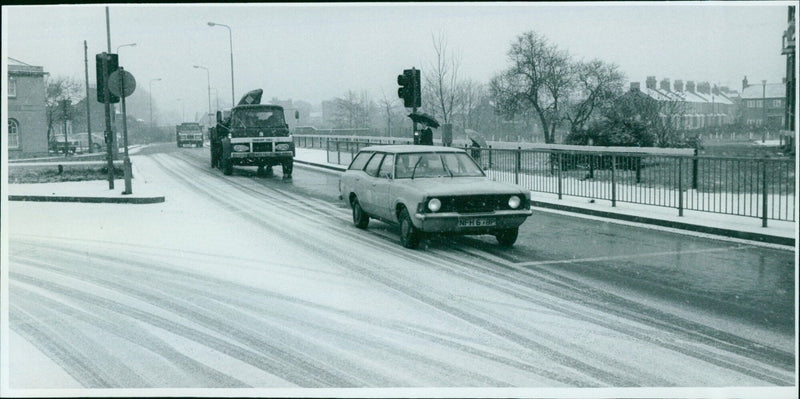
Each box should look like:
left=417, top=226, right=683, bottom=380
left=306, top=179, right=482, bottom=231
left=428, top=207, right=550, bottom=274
left=352, top=198, right=369, bottom=229
left=399, top=208, right=421, bottom=249
left=495, top=227, right=519, bottom=247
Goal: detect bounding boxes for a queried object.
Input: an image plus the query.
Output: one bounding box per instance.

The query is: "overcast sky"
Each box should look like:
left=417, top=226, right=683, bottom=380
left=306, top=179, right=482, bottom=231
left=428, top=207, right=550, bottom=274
left=2, top=2, right=792, bottom=123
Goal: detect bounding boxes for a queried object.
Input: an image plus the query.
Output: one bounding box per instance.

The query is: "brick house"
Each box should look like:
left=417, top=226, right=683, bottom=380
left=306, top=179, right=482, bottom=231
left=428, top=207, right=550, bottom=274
left=7, top=57, right=49, bottom=158
left=740, top=76, right=788, bottom=129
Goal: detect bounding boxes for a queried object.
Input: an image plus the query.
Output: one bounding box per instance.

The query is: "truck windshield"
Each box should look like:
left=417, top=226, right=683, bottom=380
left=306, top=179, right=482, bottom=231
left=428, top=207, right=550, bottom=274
left=232, top=108, right=286, bottom=130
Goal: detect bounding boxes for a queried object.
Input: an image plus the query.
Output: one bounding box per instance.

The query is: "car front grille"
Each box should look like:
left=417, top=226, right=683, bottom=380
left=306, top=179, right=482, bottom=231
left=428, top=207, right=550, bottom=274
left=437, top=195, right=514, bottom=213
left=253, top=142, right=273, bottom=152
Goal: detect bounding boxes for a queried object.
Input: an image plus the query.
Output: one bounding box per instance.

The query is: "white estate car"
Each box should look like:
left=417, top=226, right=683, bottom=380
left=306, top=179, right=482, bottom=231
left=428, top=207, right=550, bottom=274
left=339, top=145, right=532, bottom=249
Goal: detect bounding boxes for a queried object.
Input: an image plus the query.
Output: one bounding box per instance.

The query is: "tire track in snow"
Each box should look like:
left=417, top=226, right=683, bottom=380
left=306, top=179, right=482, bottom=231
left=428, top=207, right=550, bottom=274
left=151, top=153, right=645, bottom=386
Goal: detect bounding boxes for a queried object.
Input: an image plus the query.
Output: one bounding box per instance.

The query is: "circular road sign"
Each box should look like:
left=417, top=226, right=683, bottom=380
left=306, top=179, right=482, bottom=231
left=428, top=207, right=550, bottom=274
left=108, top=69, right=136, bottom=98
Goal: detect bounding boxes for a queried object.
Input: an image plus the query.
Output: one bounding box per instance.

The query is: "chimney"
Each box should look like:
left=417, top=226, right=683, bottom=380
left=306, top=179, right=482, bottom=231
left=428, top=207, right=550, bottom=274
left=630, top=82, right=641, bottom=91
left=686, top=81, right=696, bottom=93
left=742, top=76, right=749, bottom=90
left=698, top=82, right=711, bottom=94
left=646, top=76, right=657, bottom=90
left=659, top=78, right=671, bottom=92
left=674, top=79, right=684, bottom=92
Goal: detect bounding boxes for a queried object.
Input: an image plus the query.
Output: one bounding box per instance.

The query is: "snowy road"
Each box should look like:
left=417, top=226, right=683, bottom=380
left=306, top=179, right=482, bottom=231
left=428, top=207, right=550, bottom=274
left=5, top=144, right=796, bottom=391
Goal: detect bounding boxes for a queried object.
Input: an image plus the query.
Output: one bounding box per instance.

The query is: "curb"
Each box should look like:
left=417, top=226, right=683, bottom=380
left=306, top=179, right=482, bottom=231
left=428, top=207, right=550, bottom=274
left=8, top=195, right=165, bottom=205
left=294, top=159, right=346, bottom=172
left=530, top=200, right=794, bottom=247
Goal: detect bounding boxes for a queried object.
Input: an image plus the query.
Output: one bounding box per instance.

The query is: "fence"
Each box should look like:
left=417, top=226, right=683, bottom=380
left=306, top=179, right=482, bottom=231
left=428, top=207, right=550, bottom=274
left=294, top=134, right=796, bottom=225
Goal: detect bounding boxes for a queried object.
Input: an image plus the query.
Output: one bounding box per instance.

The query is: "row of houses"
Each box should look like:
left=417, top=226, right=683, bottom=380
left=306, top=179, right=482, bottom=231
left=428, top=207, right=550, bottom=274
left=630, top=75, right=788, bottom=131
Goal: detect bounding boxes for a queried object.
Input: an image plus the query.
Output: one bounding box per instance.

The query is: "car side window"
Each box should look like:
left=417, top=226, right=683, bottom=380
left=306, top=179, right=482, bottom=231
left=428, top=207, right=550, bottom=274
left=378, top=154, right=395, bottom=179
left=348, top=151, right=373, bottom=171
left=364, top=153, right=385, bottom=177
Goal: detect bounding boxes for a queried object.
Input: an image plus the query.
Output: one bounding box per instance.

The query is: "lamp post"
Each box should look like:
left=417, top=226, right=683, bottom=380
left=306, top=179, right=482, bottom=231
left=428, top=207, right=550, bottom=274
left=207, top=22, right=235, bottom=106
left=193, top=65, right=212, bottom=124
left=149, top=78, right=161, bottom=129
left=116, top=42, right=136, bottom=53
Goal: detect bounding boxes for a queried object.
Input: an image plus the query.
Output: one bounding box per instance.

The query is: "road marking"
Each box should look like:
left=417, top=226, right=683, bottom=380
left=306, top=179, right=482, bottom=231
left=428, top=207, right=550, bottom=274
left=513, top=245, right=751, bottom=267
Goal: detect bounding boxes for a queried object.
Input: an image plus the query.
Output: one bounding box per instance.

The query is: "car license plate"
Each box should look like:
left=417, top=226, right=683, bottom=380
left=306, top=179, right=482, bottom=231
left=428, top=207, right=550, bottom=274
left=458, top=217, right=496, bottom=227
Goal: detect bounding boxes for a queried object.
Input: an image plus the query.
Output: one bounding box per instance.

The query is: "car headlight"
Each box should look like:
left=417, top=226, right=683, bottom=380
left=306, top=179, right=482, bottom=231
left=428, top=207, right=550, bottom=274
left=427, top=198, right=441, bottom=212
left=508, top=195, right=521, bottom=209
left=233, top=144, right=250, bottom=152
left=276, top=143, right=291, bottom=151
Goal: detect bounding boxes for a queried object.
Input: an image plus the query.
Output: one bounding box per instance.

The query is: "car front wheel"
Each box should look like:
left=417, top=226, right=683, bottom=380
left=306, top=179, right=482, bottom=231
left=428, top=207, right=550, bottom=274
left=495, top=227, right=519, bottom=247
left=399, top=208, right=421, bottom=249
left=352, top=198, right=369, bottom=229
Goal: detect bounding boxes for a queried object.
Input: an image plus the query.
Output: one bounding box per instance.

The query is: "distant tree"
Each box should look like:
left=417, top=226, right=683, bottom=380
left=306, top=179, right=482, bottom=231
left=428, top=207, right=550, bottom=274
left=331, top=90, right=375, bottom=129
left=564, top=59, right=625, bottom=134
left=456, top=79, right=486, bottom=130
left=424, top=31, right=461, bottom=125
left=45, top=76, right=83, bottom=141
left=379, top=89, right=406, bottom=137
left=490, top=31, right=573, bottom=143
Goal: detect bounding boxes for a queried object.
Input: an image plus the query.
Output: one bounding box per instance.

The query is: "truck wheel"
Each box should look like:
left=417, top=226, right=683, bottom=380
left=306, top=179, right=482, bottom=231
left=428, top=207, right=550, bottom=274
left=282, top=159, right=293, bottom=178
left=495, top=227, right=519, bottom=247
left=352, top=198, right=369, bottom=229
left=399, top=208, right=420, bottom=249
left=222, top=158, right=233, bottom=175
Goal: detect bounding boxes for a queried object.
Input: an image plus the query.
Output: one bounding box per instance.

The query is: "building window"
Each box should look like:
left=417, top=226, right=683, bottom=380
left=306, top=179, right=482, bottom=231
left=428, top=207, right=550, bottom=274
left=8, top=77, right=17, bottom=98
left=772, top=99, right=782, bottom=108
left=8, top=119, right=20, bottom=148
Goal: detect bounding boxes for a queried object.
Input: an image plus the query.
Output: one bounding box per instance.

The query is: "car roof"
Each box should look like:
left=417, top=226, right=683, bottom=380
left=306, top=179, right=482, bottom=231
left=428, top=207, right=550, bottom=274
left=359, top=145, right=466, bottom=154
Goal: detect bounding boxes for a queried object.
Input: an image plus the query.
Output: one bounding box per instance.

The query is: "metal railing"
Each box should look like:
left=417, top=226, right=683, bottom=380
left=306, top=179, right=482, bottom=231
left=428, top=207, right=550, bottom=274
left=294, top=134, right=796, bottom=224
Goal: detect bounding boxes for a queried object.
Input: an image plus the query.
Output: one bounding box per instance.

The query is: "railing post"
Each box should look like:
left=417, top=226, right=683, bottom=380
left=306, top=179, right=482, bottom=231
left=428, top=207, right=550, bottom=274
left=557, top=152, right=563, bottom=200
left=678, top=157, right=684, bottom=217
left=336, top=139, right=341, bottom=164
left=692, top=148, right=699, bottom=190
left=762, top=160, right=768, bottom=227
left=611, top=154, right=616, bottom=207
left=488, top=145, right=493, bottom=169
left=515, top=147, right=521, bottom=185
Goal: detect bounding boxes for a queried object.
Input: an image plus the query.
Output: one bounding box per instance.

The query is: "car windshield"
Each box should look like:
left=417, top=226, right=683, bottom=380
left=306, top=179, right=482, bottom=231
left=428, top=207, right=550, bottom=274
left=395, top=152, right=484, bottom=179
left=231, top=108, right=285, bottom=129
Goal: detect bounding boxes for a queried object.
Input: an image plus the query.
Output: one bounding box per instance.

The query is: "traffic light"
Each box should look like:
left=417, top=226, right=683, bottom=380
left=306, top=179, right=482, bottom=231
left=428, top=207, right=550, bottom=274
left=95, top=52, right=120, bottom=104
left=397, top=68, right=420, bottom=108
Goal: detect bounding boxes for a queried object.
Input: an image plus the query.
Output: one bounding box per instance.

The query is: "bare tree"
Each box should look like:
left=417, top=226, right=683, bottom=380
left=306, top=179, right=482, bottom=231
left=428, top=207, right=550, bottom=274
left=490, top=31, right=573, bottom=143
left=564, top=59, right=625, bottom=134
left=456, top=79, right=486, bottom=130
left=331, top=90, right=375, bottom=129
left=425, top=31, right=461, bottom=124
left=45, top=76, right=83, bottom=141
left=379, top=89, right=405, bottom=137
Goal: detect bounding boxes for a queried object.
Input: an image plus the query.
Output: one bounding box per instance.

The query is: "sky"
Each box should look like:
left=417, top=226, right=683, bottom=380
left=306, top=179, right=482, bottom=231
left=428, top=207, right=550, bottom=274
left=2, top=2, right=793, bottom=125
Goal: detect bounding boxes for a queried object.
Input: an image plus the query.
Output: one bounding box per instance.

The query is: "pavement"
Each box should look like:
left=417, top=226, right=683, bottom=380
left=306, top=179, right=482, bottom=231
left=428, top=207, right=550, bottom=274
left=5, top=146, right=796, bottom=247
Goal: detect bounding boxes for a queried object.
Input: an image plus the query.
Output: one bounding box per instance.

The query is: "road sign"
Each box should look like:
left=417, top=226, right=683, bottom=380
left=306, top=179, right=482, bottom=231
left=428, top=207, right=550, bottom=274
left=108, top=69, right=136, bottom=98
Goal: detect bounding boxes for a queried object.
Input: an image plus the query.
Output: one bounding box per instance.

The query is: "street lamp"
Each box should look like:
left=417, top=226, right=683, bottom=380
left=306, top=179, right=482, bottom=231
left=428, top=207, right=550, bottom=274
left=116, top=42, right=136, bottom=53
left=149, top=78, right=161, bottom=129
left=193, top=65, right=212, bottom=125
left=207, top=22, right=235, bottom=106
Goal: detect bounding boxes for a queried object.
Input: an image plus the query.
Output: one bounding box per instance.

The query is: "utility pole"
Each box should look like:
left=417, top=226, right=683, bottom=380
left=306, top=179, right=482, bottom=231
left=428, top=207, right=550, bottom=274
left=84, top=40, right=93, bottom=153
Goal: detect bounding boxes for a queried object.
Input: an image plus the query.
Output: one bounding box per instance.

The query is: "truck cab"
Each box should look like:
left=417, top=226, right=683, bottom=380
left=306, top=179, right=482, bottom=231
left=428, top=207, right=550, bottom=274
left=210, top=89, right=294, bottom=178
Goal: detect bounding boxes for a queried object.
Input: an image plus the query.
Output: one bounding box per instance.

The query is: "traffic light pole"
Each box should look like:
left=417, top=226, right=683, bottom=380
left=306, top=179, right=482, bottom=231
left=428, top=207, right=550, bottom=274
left=412, top=67, right=418, bottom=138
left=102, top=53, right=114, bottom=189
left=120, top=67, right=132, bottom=195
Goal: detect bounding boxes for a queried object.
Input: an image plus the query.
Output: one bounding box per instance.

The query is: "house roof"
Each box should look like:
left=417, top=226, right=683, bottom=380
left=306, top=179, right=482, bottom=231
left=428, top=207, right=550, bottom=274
left=7, top=57, right=46, bottom=76
left=741, top=83, right=786, bottom=99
